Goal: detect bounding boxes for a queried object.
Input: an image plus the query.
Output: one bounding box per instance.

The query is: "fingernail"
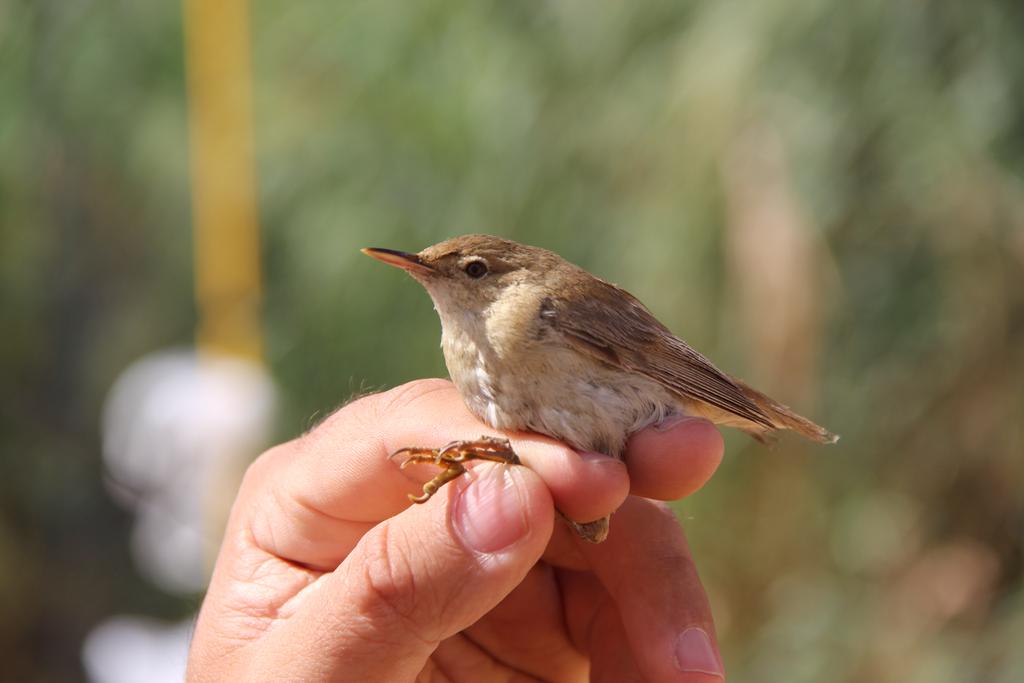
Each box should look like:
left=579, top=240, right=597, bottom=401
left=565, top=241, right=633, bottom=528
left=655, top=415, right=700, bottom=432
left=674, top=628, right=724, bottom=678
left=579, top=451, right=623, bottom=466
left=454, top=466, right=529, bottom=553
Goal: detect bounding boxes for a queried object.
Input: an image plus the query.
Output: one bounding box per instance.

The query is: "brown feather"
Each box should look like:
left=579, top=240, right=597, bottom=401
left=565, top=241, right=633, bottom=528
left=549, top=275, right=836, bottom=442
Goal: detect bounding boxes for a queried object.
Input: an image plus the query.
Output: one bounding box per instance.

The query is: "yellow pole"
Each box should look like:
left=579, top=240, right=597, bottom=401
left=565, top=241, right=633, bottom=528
left=183, top=0, right=265, bottom=578
left=183, top=0, right=263, bottom=362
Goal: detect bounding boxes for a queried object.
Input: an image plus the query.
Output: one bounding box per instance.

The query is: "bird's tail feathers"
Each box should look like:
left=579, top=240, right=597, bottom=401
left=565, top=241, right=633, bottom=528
left=736, top=380, right=839, bottom=445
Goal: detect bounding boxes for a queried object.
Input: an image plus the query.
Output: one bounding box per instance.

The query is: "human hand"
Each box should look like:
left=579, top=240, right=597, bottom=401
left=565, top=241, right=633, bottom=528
left=188, top=379, right=726, bottom=682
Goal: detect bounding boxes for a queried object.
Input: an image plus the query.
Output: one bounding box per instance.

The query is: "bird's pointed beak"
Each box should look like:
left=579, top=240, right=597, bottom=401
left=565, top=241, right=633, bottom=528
left=361, top=247, right=436, bottom=276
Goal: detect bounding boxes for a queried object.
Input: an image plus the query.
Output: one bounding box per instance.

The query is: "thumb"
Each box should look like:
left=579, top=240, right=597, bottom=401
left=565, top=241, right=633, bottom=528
left=257, top=463, right=554, bottom=682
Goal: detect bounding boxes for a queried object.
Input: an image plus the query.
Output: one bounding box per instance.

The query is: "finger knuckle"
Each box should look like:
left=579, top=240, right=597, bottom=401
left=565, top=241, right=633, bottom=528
left=238, top=444, right=289, bottom=494
left=307, top=379, right=453, bottom=448
left=377, top=378, right=454, bottom=416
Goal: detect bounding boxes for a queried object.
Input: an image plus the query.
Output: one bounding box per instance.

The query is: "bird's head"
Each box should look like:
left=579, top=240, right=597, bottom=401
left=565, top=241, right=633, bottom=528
left=362, top=234, right=562, bottom=320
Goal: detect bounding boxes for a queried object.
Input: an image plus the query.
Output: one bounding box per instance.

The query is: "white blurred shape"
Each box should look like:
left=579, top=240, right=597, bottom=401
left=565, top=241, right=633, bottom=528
left=82, top=616, right=191, bottom=683
left=101, top=349, right=276, bottom=592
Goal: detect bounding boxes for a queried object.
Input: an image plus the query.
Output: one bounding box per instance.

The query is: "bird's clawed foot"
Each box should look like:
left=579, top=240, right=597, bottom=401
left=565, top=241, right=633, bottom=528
left=390, top=436, right=521, bottom=504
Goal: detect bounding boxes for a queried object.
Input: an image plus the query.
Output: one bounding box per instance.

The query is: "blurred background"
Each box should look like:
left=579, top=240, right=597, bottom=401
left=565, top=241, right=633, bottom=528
left=2, top=0, right=1022, bottom=681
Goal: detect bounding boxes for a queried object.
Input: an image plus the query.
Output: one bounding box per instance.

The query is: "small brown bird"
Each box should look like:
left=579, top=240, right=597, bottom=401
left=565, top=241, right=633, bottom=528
left=363, top=234, right=836, bottom=542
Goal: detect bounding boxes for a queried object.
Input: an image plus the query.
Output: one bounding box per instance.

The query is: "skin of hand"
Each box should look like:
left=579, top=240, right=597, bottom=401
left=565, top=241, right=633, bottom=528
left=187, top=379, right=727, bottom=682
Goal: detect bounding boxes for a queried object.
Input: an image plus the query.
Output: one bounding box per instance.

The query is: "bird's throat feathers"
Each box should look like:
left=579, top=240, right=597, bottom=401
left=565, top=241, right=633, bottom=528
left=427, top=276, right=550, bottom=364
left=427, top=277, right=555, bottom=429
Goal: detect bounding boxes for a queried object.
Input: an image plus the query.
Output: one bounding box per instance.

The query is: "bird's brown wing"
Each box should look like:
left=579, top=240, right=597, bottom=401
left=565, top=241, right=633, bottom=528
left=542, top=278, right=776, bottom=429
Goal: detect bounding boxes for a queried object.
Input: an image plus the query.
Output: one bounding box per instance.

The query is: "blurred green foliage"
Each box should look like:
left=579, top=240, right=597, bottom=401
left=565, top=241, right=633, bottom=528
left=2, top=0, right=1023, bottom=681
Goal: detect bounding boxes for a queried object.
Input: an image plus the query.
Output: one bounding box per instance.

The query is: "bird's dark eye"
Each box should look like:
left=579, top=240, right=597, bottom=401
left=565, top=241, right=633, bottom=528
left=464, top=260, right=488, bottom=279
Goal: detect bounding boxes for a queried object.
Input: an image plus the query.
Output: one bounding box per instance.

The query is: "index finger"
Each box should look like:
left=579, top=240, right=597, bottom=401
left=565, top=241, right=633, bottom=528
left=242, top=379, right=628, bottom=569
